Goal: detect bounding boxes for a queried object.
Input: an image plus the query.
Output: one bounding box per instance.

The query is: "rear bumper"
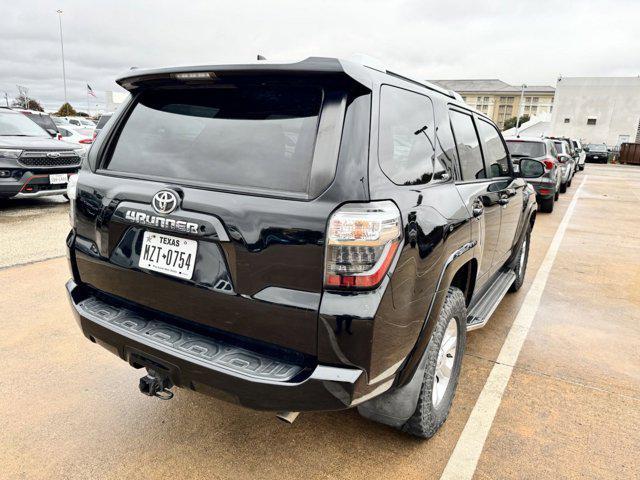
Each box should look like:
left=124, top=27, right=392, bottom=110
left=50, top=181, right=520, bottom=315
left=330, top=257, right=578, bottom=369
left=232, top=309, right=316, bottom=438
left=66, top=279, right=379, bottom=412
left=528, top=179, right=556, bottom=199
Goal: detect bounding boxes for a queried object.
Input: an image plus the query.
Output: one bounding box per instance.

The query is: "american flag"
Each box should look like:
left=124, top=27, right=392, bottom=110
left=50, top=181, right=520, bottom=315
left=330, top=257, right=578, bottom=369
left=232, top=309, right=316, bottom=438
left=87, top=84, right=96, bottom=97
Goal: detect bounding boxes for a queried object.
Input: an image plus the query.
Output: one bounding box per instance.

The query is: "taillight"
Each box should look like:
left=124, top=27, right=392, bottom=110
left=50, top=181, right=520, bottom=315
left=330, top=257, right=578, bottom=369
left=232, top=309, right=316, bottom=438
left=79, top=138, right=93, bottom=144
left=324, top=201, right=402, bottom=290
left=543, top=159, right=554, bottom=170
left=57, top=134, right=62, bottom=140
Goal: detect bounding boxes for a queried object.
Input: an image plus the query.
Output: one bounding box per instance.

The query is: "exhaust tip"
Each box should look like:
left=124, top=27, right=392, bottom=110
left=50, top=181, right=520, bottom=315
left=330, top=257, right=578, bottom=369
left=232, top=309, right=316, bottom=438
left=276, top=411, right=300, bottom=424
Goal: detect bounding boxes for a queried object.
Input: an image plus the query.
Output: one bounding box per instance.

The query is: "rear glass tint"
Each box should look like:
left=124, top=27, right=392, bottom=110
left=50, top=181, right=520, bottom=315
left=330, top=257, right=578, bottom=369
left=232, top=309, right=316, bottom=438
left=96, top=114, right=111, bottom=129
left=25, top=113, right=56, bottom=132
left=506, top=140, right=545, bottom=158
left=106, top=86, right=323, bottom=195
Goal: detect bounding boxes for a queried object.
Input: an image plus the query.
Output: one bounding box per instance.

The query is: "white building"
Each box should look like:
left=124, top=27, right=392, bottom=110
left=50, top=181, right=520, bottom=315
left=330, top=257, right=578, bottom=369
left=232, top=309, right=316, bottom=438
left=105, top=90, right=128, bottom=113
left=549, top=77, right=640, bottom=146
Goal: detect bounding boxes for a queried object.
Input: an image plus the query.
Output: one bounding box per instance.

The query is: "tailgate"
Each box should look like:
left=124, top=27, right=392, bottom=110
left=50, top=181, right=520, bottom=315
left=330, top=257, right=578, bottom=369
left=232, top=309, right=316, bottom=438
left=71, top=74, right=371, bottom=356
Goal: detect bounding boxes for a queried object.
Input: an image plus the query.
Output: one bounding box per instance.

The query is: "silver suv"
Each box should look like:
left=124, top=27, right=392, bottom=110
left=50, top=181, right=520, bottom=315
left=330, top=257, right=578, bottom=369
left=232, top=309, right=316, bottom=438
left=505, top=136, right=560, bottom=213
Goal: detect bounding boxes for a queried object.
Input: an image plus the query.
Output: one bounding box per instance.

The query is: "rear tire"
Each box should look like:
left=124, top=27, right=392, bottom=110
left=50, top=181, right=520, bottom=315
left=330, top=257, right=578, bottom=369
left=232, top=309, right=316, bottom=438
left=402, top=287, right=466, bottom=439
left=554, top=189, right=559, bottom=201
left=560, top=182, right=567, bottom=193
left=509, top=226, right=530, bottom=293
left=539, top=196, right=554, bottom=213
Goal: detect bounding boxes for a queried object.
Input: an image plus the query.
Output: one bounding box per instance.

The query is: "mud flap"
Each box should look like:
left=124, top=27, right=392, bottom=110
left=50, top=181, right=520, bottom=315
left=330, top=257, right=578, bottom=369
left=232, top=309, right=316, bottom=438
left=356, top=349, right=429, bottom=428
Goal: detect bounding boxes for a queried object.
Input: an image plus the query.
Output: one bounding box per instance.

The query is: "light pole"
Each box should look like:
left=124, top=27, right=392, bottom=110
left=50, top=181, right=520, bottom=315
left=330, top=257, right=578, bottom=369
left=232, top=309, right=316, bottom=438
left=56, top=9, right=68, bottom=105
left=515, top=84, right=527, bottom=136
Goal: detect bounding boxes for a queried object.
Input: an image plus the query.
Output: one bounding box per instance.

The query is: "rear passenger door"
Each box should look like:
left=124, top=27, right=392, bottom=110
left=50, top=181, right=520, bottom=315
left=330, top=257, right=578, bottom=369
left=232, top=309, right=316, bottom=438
left=449, top=109, right=502, bottom=281
left=476, top=118, right=524, bottom=263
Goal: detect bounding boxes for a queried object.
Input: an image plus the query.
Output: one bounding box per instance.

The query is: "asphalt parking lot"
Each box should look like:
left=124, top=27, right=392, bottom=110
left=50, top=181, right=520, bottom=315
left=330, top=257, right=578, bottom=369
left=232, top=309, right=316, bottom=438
left=1, top=164, right=639, bottom=479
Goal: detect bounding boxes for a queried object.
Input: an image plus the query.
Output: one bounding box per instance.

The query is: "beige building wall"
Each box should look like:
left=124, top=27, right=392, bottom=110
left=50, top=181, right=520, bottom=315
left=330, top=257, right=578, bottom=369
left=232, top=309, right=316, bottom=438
left=460, top=92, right=554, bottom=129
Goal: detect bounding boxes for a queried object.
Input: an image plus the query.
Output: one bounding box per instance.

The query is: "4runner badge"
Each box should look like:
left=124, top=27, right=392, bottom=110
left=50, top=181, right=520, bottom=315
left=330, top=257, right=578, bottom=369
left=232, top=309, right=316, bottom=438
left=152, top=189, right=180, bottom=215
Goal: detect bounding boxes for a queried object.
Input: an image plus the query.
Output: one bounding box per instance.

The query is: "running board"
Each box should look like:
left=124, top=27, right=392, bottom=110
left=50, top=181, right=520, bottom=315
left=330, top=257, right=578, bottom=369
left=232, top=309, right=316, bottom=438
left=466, top=270, right=516, bottom=331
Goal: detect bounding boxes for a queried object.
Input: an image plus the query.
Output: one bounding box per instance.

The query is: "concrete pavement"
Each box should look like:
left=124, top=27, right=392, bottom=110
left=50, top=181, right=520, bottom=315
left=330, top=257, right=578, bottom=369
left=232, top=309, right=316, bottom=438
left=0, top=166, right=638, bottom=479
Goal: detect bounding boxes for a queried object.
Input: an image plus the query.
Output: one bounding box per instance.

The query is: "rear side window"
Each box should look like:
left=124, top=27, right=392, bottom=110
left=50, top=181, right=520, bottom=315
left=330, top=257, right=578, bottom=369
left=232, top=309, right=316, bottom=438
left=449, top=110, right=485, bottom=181
left=105, top=85, right=323, bottom=195
left=476, top=120, right=510, bottom=178
left=96, top=114, right=111, bottom=129
left=506, top=140, right=545, bottom=158
left=378, top=86, right=435, bottom=185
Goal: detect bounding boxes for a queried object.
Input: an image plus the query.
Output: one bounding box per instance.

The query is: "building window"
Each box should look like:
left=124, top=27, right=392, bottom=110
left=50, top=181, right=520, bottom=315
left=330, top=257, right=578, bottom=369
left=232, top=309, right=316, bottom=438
left=532, top=97, right=539, bottom=104
left=587, top=118, right=597, bottom=125
left=477, top=96, right=482, bottom=103
left=483, top=96, right=489, bottom=102
left=525, top=96, right=531, bottom=103
left=524, top=106, right=530, bottom=113
left=564, top=118, right=570, bottom=123
left=461, top=96, right=466, bottom=102
left=531, top=106, right=538, bottom=114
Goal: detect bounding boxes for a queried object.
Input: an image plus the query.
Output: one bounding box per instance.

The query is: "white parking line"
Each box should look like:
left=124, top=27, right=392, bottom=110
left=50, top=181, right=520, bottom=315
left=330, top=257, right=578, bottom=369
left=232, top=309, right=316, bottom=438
left=439, top=175, right=588, bottom=480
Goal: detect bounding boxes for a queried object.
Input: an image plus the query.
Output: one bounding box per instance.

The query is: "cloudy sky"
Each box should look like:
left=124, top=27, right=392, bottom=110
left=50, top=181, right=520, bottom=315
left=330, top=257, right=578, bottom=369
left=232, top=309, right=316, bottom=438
left=1, top=0, right=639, bottom=112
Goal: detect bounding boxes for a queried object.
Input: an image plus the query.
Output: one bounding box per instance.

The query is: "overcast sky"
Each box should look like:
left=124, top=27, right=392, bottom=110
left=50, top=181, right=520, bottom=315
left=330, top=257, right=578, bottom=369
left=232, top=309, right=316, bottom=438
left=1, top=0, right=639, bottom=112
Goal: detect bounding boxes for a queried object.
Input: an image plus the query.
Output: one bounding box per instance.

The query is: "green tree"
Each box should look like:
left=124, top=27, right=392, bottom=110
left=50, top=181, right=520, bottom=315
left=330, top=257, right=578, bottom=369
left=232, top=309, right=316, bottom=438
left=56, top=102, right=77, bottom=116
left=503, top=115, right=530, bottom=130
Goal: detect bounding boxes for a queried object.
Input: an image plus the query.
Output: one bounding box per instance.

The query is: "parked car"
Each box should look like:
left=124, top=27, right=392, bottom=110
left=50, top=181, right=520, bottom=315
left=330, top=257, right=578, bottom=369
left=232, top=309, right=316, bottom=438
left=93, top=113, right=112, bottom=139
left=14, top=109, right=61, bottom=139
left=505, top=136, right=561, bottom=213
left=65, top=57, right=541, bottom=439
left=585, top=143, right=609, bottom=163
left=0, top=108, right=83, bottom=199
left=52, top=116, right=72, bottom=127
left=571, top=138, right=586, bottom=171
left=549, top=138, right=575, bottom=192
left=58, top=126, right=93, bottom=151
left=62, top=116, right=96, bottom=129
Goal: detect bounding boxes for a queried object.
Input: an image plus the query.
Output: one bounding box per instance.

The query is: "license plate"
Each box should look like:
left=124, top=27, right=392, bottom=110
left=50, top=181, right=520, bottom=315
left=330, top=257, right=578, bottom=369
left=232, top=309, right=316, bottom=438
left=139, top=231, right=198, bottom=280
left=49, top=173, right=68, bottom=184
left=593, top=155, right=599, bottom=159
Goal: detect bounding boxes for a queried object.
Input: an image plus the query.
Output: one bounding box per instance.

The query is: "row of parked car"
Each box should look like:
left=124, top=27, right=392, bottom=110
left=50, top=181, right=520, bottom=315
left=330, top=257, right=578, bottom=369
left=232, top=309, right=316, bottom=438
left=503, top=135, right=586, bottom=213
left=0, top=107, right=110, bottom=199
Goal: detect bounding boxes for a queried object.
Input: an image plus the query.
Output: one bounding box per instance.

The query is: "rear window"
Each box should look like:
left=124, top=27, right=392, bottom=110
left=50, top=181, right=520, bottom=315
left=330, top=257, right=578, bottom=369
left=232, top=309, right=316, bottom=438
left=506, top=140, right=545, bottom=158
left=554, top=141, right=565, bottom=153
left=25, top=113, right=57, bottom=132
left=106, top=86, right=323, bottom=195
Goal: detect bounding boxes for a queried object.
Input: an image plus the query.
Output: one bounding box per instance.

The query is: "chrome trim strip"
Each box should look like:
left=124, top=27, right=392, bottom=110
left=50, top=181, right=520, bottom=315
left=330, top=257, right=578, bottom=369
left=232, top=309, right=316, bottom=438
left=253, top=287, right=321, bottom=310
left=310, top=365, right=362, bottom=383
left=15, top=188, right=67, bottom=198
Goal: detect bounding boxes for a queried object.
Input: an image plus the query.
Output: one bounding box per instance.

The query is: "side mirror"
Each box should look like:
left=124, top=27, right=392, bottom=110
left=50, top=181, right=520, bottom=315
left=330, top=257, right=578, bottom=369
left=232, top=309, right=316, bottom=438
left=519, top=158, right=545, bottom=179
left=46, top=128, right=57, bottom=137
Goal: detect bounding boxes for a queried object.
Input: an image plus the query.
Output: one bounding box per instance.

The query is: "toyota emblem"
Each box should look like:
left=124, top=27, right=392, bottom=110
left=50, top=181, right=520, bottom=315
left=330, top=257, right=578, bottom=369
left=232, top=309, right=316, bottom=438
left=152, top=189, right=180, bottom=215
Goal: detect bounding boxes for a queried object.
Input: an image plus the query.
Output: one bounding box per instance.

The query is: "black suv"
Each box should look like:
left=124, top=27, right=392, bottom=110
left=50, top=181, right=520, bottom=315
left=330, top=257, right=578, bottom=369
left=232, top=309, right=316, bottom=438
left=0, top=108, right=82, bottom=199
left=65, top=58, right=541, bottom=438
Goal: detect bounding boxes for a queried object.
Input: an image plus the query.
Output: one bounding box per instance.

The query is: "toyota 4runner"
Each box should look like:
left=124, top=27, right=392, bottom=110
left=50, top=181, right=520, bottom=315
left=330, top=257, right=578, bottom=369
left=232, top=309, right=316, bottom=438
left=65, top=57, right=541, bottom=438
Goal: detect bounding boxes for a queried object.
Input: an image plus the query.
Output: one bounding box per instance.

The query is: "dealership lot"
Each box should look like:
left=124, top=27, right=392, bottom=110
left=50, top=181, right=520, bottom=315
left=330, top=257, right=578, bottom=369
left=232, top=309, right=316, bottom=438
left=1, top=164, right=639, bottom=479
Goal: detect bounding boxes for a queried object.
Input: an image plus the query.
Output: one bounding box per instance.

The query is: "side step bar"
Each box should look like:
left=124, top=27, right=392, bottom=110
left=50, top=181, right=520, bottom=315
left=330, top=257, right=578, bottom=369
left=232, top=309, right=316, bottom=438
left=466, top=270, right=516, bottom=331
